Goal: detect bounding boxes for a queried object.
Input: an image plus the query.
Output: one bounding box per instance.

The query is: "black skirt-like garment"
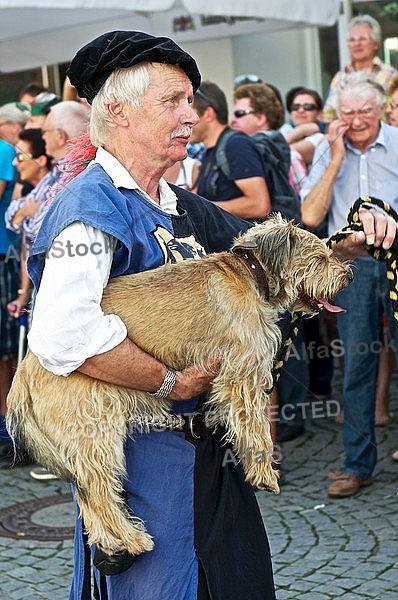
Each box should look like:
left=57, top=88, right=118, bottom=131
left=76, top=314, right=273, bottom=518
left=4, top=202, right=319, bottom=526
left=189, top=429, right=276, bottom=600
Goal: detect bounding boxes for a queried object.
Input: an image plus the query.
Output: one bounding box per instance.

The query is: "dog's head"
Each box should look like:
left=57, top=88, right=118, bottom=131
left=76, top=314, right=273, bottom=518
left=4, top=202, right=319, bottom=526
left=232, top=214, right=353, bottom=315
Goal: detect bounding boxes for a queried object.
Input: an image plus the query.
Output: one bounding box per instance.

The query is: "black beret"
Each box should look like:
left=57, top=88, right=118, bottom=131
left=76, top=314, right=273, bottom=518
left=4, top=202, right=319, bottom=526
left=67, top=30, right=201, bottom=104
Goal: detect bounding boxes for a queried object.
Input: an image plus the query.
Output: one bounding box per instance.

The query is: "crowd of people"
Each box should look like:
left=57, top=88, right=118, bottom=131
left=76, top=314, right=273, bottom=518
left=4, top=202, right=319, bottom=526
left=0, top=11, right=398, bottom=600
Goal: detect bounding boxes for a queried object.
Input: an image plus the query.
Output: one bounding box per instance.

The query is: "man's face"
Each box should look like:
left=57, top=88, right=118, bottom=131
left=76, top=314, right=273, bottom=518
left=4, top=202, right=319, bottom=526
left=348, top=24, right=378, bottom=63
left=126, top=64, right=199, bottom=168
left=338, top=92, right=382, bottom=150
left=41, top=114, right=63, bottom=158
left=230, top=97, right=261, bottom=135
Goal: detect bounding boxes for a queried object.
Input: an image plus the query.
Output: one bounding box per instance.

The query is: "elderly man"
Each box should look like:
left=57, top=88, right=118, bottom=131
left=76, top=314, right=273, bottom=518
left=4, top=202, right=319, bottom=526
left=322, top=14, right=396, bottom=124
left=301, top=73, right=398, bottom=499
left=26, top=32, right=398, bottom=599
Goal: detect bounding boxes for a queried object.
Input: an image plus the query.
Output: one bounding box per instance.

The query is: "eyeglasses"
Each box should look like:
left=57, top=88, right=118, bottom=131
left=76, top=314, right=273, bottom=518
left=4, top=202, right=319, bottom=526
left=234, top=74, right=262, bottom=86
left=348, top=36, right=372, bottom=44
left=291, top=103, right=318, bottom=111
left=233, top=110, right=257, bottom=118
left=15, top=152, right=40, bottom=162
left=42, top=127, right=60, bottom=134
left=338, top=106, right=376, bottom=120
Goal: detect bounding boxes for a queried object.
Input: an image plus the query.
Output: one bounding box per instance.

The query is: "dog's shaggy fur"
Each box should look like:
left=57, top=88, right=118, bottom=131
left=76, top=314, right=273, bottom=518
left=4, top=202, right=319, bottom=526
left=6, top=215, right=352, bottom=558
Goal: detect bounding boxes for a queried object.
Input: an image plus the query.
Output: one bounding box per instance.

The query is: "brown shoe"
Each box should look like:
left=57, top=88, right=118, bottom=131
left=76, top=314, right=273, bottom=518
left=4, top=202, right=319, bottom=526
left=328, top=469, right=345, bottom=480
left=328, top=471, right=373, bottom=498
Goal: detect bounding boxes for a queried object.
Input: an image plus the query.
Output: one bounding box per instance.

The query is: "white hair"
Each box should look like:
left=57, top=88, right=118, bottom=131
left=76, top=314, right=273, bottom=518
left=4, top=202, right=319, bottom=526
left=337, top=72, right=386, bottom=109
left=348, top=14, right=382, bottom=45
left=90, top=63, right=151, bottom=147
left=0, top=102, right=29, bottom=126
left=46, top=101, right=90, bottom=139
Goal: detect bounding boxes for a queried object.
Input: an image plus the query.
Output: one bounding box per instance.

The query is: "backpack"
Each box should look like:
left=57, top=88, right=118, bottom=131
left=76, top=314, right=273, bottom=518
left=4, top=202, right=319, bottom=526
left=210, top=128, right=302, bottom=224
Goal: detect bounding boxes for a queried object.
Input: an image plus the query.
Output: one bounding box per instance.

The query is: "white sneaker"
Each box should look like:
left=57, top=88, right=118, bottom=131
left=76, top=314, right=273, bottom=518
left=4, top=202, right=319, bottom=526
left=30, top=466, right=59, bottom=480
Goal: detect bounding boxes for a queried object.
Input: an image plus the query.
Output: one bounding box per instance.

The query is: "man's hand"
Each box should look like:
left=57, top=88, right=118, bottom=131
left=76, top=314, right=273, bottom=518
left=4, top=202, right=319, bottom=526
left=332, top=208, right=398, bottom=259
left=170, top=358, right=221, bottom=401
left=326, top=119, right=348, bottom=161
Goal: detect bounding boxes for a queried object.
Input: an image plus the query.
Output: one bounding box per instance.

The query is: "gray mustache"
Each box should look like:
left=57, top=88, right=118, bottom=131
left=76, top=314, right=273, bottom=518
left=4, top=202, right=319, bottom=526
left=171, top=127, right=193, bottom=139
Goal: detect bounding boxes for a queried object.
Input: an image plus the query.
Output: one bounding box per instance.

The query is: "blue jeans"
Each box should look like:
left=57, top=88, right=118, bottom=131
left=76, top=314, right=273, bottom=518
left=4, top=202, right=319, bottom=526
left=335, top=257, right=398, bottom=478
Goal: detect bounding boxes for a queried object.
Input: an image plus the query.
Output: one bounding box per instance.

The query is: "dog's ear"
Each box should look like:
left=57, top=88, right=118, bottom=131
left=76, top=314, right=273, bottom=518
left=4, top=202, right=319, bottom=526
left=256, top=220, right=297, bottom=277
left=232, top=241, right=257, bottom=252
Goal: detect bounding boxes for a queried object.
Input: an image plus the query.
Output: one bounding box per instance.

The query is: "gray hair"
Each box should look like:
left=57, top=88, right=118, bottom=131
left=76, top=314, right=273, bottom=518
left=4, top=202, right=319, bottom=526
left=46, top=100, right=90, bottom=139
left=348, top=14, right=381, bottom=45
left=337, top=72, right=386, bottom=109
left=90, top=63, right=151, bottom=147
left=0, top=102, right=29, bottom=126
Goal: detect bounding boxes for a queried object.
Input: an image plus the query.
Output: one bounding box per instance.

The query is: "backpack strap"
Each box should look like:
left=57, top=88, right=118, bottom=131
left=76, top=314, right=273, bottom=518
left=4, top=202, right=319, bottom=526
left=209, top=127, right=238, bottom=196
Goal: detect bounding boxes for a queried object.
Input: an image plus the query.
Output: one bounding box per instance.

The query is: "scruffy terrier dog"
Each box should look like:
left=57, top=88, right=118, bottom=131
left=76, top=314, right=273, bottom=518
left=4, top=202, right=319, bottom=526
left=7, top=215, right=352, bottom=562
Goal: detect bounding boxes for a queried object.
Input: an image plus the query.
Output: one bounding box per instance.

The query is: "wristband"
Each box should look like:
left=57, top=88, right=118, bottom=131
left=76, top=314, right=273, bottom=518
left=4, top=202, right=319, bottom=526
left=149, top=368, right=176, bottom=399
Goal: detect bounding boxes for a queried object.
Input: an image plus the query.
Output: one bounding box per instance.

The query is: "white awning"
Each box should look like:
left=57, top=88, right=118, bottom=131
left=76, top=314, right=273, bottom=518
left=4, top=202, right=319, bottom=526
left=0, top=0, right=340, bottom=72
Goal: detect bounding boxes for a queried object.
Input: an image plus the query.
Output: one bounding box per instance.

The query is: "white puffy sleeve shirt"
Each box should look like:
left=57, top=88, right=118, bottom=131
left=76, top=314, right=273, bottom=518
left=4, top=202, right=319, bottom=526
left=27, top=147, right=178, bottom=375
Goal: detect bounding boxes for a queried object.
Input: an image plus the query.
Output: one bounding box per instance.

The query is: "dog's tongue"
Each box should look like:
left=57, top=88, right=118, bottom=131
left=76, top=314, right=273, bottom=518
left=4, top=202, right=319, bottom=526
left=319, top=298, right=346, bottom=313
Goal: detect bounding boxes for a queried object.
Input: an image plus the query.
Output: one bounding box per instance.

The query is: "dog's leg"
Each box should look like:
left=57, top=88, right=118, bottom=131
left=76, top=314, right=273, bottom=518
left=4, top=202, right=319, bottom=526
left=211, top=378, right=279, bottom=492
left=205, top=317, right=281, bottom=493
left=72, top=409, right=154, bottom=556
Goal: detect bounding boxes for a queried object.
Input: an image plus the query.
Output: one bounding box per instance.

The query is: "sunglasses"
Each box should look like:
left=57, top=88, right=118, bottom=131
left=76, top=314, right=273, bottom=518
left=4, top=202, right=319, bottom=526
left=291, top=103, right=318, bottom=111
left=15, top=152, right=40, bottom=162
left=233, top=110, right=257, bottom=118
left=234, top=74, right=262, bottom=86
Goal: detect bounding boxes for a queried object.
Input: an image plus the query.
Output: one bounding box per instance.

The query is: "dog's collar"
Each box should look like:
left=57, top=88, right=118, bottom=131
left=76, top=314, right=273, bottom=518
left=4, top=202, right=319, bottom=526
left=231, top=245, right=269, bottom=301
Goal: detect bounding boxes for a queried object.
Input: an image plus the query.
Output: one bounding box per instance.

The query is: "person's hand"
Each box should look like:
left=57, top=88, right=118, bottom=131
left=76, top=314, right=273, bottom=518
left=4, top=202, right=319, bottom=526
left=332, top=208, right=398, bottom=259
left=169, top=358, right=221, bottom=401
left=21, top=196, right=41, bottom=218
left=7, top=291, right=30, bottom=318
left=12, top=195, right=41, bottom=226
left=326, top=119, right=347, bottom=161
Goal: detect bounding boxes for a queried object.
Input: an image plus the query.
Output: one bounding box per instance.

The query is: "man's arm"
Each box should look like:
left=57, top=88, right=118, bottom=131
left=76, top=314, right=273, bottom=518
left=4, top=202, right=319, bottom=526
left=301, top=120, right=347, bottom=229
left=212, top=175, right=271, bottom=219
left=78, top=338, right=218, bottom=401
left=28, top=222, right=216, bottom=401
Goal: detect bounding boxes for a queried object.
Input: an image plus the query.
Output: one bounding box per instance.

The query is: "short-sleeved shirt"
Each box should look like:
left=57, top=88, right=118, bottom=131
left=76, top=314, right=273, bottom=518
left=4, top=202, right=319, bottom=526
left=0, top=139, right=18, bottom=255
left=196, top=129, right=266, bottom=202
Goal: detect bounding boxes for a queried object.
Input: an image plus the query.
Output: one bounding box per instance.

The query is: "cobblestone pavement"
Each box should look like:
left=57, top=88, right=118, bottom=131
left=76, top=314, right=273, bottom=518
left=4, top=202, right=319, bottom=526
left=1, top=367, right=398, bottom=599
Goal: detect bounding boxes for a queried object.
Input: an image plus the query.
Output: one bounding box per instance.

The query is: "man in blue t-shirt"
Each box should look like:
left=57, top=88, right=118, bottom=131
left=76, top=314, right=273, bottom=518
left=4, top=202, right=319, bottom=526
left=191, top=81, right=272, bottom=221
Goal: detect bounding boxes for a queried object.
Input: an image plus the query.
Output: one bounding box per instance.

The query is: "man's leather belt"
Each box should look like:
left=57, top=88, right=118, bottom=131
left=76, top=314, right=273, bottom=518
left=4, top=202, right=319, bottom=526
left=132, top=411, right=213, bottom=438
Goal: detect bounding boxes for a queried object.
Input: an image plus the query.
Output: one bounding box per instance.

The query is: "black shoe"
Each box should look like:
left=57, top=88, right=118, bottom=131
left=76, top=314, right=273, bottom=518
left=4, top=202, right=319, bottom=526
left=93, top=548, right=138, bottom=575
left=276, top=423, right=305, bottom=443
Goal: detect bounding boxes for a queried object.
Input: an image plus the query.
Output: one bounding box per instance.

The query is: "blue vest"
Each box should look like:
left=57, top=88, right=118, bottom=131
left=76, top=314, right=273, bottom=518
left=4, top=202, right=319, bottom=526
left=29, top=163, right=258, bottom=600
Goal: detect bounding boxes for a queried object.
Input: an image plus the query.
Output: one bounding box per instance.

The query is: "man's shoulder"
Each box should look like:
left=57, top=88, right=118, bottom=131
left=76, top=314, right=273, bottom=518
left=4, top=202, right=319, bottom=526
left=373, top=56, right=396, bottom=74
left=380, top=121, right=398, bottom=145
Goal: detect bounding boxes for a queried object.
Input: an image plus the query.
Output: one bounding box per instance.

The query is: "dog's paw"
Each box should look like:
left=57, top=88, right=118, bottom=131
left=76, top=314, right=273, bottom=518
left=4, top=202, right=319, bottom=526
left=244, top=460, right=280, bottom=494
left=120, top=528, right=154, bottom=556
